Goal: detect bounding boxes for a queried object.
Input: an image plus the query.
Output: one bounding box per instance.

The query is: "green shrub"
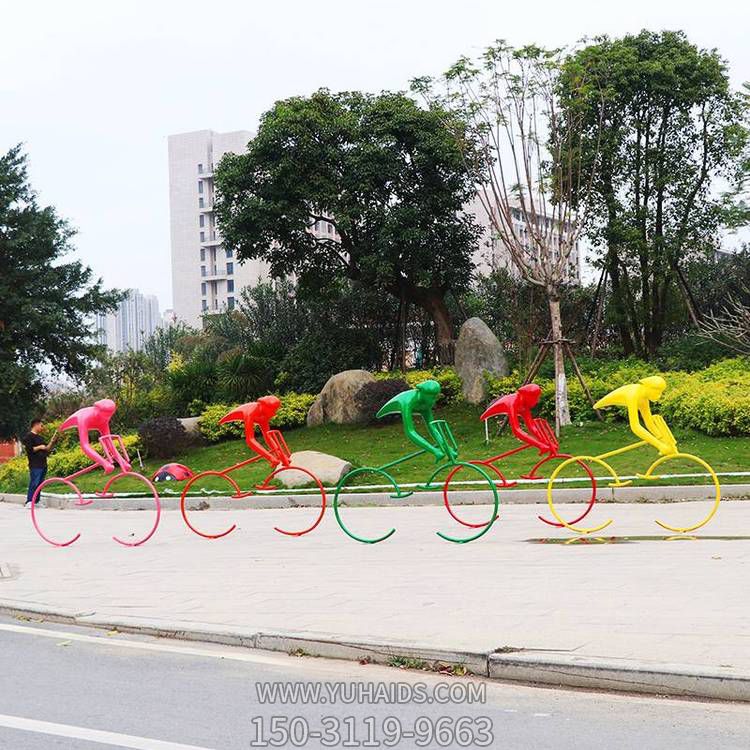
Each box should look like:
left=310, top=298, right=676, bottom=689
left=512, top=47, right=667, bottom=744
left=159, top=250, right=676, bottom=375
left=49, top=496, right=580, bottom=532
left=197, top=403, right=241, bottom=443
left=271, top=393, right=316, bottom=430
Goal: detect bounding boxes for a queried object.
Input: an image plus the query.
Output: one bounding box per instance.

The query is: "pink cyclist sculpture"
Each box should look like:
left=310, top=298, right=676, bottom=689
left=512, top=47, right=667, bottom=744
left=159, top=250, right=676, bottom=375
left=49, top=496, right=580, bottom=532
left=30, top=399, right=161, bottom=547
left=179, top=396, right=326, bottom=539
left=59, top=399, right=130, bottom=474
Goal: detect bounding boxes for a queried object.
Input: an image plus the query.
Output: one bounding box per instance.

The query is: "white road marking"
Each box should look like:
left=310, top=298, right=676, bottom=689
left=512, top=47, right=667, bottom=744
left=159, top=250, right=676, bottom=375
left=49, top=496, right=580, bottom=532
left=0, top=713, right=215, bottom=749
left=0, top=622, right=298, bottom=667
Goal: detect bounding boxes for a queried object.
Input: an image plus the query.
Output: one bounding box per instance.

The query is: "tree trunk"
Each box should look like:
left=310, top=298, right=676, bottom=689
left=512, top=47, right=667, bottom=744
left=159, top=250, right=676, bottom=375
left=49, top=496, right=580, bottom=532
left=409, top=287, right=455, bottom=365
left=548, top=293, right=571, bottom=433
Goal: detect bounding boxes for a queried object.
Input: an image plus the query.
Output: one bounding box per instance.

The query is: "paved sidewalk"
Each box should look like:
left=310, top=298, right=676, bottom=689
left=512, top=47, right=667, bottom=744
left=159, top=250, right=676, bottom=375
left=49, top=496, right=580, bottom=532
left=0, top=501, right=748, bottom=679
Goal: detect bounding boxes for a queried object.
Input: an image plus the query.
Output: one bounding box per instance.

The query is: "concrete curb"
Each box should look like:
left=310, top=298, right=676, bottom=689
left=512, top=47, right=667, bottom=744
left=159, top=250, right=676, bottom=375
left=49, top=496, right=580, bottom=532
left=0, top=599, right=747, bottom=702
left=2, top=483, right=748, bottom=511
left=488, top=652, right=750, bottom=702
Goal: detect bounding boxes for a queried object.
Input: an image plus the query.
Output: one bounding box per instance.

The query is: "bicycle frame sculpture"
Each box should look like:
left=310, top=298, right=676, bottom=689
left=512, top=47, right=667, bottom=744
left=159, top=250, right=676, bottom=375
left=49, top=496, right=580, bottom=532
left=333, top=380, right=499, bottom=544
left=443, top=384, right=597, bottom=530
left=546, top=376, right=721, bottom=534
left=31, top=399, right=161, bottom=547
left=179, top=396, right=326, bottom=539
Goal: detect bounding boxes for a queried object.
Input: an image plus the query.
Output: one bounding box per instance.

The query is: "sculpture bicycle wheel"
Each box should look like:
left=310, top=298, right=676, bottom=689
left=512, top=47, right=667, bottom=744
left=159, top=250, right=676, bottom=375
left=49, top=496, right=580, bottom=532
left=437, top=462, right=499, bottom=543
left=547, top=456, right=613, bottom=534
left=260, top=465, right=326, bottom=537
left=180, top=471, right=242, bottom=539
left=99, top=472, right=161, bottom=547
left=333, top=467, right=400, bottom=544
left=644, top=453, right=721, bottom=533
left=442, top=461, right=506, bottom=529
left=30, top=477, right=84, bottom=547
left=536, top=455, right=598, bottom=528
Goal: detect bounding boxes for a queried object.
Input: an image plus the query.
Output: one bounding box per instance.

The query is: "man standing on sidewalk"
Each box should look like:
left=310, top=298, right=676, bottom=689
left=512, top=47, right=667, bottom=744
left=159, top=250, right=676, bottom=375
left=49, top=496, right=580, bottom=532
left=23, top=419, right=49, bottom=506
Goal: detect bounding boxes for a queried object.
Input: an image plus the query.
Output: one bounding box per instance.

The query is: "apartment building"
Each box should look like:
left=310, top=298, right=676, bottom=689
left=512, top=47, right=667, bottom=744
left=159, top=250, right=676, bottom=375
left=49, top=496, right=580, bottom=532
left=467, top=196, right=581, bottom=283
left=168, top=130, right=269, bottom=327
left=95, top=289, right=161, bottom=353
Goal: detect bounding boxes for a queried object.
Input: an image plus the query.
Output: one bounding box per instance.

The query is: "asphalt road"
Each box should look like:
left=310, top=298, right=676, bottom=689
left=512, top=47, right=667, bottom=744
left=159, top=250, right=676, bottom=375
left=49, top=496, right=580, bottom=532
left=0, top=615, right=747, bottom=749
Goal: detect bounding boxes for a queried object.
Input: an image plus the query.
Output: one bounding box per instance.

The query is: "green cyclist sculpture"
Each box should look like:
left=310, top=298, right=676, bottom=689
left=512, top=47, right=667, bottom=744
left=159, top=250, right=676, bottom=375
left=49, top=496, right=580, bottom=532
left=333, top=380, right=498, bottom=544
left=376, top=380, right=458, bottom=463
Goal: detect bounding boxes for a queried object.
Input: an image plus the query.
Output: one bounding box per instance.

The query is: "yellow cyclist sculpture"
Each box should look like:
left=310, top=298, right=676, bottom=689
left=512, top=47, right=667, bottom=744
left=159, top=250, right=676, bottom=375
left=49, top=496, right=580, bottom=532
left=545, top=375, right=721, bottom=535
left=594, top=376, right=677, bottom=456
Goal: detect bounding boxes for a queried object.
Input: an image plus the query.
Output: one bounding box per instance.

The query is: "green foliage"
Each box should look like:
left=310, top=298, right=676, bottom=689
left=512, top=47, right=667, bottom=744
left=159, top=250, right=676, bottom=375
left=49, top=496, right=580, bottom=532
left=378, top=367, right=463, bottom=405
left=138, top=417, right=188, bottom=459
left=561, top=31, right=748, bottom=357
left=197, top=403, right=240, bottom=443
left=197, top=393, right=316, bottom=443
left=485, top=357, right=750, bottom=435
left=0, top=146, right=121, bottom=437
left=215, top=89, right=481, bottom=354
left=655, top=334, right=736, bottom=372
left=216, top=347, right=276, bottom=402
left=167, top=349, right=218, bottom=415
left=187, top=399, right=207, bottom=416
left=355, top=379, right=410, bottom=424
left=271, top=393, right=316, bottom=430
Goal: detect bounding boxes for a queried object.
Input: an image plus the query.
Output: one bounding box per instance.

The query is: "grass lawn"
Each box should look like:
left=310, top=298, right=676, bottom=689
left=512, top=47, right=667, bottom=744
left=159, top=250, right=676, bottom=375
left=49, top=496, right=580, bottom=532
left=8, top=403, right=749, bottom=496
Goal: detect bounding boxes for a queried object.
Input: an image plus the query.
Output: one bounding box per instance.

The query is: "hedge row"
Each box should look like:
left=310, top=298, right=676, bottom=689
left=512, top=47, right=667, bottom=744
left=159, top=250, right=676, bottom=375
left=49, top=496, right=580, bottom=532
left=0, top=434, right=141, bottom=490
left=485, top=357, right=750, bottom=436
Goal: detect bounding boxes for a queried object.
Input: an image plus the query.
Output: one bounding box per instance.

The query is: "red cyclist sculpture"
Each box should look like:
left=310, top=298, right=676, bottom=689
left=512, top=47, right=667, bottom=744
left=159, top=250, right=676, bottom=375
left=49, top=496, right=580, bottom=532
left=179, top=396, right=326, bottom=539
left=443, top=384, right=597, bottom=529
left=30, top=399, right=161, bottom=547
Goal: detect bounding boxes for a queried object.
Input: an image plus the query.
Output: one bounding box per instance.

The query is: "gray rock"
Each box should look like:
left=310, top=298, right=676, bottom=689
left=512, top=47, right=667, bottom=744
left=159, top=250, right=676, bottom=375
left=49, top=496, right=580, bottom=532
left=277, top=451, right=353, bottom=488
left=178, top=417, right=201, bottom=435
left=454, top=317, right=508, bottom=405
left=306, top=369, right=375, bottom=426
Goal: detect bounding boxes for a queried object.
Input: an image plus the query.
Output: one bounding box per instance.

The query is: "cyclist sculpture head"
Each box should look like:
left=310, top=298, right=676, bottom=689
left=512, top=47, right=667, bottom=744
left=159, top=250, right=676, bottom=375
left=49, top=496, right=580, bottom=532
left=414, top=380, right=441, bottom=408
left=639, top=376, right=667, bottom=402
left=517, top=383, right=542, bottom=409
left=257, top=395, right=282, bottom=416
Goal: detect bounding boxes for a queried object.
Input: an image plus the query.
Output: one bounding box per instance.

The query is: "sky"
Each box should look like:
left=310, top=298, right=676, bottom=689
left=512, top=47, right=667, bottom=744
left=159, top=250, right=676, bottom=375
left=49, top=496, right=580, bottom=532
left=2, top=0, right=748, bottom=310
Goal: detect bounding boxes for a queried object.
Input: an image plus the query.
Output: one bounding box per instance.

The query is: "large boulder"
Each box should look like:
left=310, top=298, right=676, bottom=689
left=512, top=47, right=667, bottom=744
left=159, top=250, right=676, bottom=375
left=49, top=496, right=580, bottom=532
left=454, top=317, right=508, bottom=405
left=277, top=450, right=352, bottom=488
left=306, top=369, right=376, bottom=426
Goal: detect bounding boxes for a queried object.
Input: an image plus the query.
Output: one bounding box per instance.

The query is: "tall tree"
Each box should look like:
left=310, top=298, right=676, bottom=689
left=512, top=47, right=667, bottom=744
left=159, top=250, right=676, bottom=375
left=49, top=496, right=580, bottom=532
left=414, top=43, right=603, bottom=428
left=0, top=145, right=120, bottom=437
left=561, top=30, right=748, bottom=357
left=214, top=89, right=481, bottom=363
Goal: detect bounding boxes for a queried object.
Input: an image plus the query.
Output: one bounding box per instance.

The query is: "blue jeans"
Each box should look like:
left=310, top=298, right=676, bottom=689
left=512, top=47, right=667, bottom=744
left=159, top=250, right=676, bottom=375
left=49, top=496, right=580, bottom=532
left=27, top=467, right=47, bottom=504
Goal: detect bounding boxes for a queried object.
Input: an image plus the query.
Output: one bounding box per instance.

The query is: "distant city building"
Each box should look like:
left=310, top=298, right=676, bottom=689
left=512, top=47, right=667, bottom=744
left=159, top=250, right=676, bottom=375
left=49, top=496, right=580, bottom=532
left=95, top=289, right=161, bottom=353
left=168, top=130, right=270, bottom=327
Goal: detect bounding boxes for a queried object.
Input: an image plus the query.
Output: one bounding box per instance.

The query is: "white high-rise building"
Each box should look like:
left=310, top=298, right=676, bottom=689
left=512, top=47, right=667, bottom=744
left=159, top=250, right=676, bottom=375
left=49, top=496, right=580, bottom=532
left=168, top=130, right=269, bottom=327
left=95, top=289, right=161, bottom=353
left=467, top=196, right=581, bottom=283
